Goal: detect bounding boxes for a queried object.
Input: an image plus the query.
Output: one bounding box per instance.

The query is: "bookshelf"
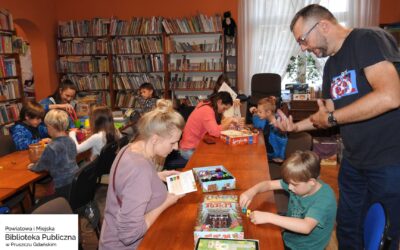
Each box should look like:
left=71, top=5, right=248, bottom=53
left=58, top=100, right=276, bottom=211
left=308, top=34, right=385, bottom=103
left=224, top=34, right=237, bottom=90
left=56, top=14, right=232, bottom=109
left=0, top=9, right=24, bottom=135
left=163, top=14, right=223, bottom=107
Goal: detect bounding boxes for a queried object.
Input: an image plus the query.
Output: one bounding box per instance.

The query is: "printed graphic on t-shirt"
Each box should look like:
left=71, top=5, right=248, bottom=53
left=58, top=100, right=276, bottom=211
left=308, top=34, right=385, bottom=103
left=330, top=69, right=358, bottom=100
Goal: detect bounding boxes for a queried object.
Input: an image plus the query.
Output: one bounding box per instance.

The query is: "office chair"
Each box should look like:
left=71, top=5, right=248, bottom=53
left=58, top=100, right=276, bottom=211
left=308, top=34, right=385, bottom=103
left=269, top=132, right=313, bottom=215
left=69, top=158, right=101, bottom=238
left=96, top=140, right=119, bottom=184
left=246, top=73, right=281, bottom=124
left=31, top=196, right=72, bottom=214
left=364, top=202, right=391, bottom=250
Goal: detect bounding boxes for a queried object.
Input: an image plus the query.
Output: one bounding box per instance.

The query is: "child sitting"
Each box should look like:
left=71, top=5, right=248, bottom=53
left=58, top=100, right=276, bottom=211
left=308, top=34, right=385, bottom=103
left=69, top=105, right=121, bottom=161
left=250, top=96, right=287, bottom=162
left=10, top=101, right=50, bottom=150
left=28, top=109, right=79, bottom=198
left=136, top=82, right=158, bottom=114
left=240, top=151, right=337, bottom=250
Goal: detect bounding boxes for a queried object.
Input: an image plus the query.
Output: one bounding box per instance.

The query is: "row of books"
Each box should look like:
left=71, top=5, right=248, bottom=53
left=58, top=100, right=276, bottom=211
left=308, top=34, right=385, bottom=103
left=162, top=14, right=222, bottom=34
left=225, top=44, right=236, bottom=56
left=113, top=55, right=163, bottom=73
left=0, top=102, right=21, bottom=125
left=109, top=17, right=163, bottom=35
left=57, top=56, right=109, bottom=73
left=57, top=38, right=109, bottom=55
left=171, top=81, right=216, bottom=90
left=75, top=91, right=111, bottom=106
left=114, top=92, right=140, bottom=108
left=0, top=9, right=14, bottom=31
left=110, top=37, right=163, bottom=54
left=178, top=96, right=204, bottom=106
left=0, top=57, right=17, bottom=78
left=167, top=39, right=222, bottom=53
left=226, top=62, right=237, bottom=72
left=0, top=79, right=20, bottom=99
left=169, top=59, right=223, bottom=71
left=62, top=74, right=109, bottom=91
left=58, top=18, right=110, bottom=37
left=0, top=35, right=13, bottom=54
left=113, top=73, right=164, bottom=91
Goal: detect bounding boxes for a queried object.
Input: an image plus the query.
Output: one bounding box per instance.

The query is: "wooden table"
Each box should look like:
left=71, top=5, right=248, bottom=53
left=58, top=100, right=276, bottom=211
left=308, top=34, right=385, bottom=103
left=138, top=134, right=284, bottom=250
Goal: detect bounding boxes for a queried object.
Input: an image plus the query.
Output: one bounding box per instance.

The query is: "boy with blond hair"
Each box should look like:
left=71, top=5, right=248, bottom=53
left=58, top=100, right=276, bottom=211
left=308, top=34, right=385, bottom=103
left=240, top=151, right=336, bottom=250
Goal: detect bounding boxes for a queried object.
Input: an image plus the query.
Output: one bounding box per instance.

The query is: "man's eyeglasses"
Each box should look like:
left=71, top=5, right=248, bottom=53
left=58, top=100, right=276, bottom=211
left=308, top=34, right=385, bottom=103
left=297, top=22, right=319, bottom=46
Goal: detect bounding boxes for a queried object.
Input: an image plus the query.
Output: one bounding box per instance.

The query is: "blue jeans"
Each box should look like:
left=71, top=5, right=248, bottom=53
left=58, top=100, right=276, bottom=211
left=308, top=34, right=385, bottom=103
left=337, top=158, right=400, bottom=250
left=179, top=149, right=194, bottom=160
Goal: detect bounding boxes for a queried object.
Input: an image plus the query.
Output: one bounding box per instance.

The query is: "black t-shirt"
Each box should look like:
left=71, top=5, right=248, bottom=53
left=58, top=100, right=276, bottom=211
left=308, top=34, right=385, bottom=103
left=322, top=28, right=400, bottom=169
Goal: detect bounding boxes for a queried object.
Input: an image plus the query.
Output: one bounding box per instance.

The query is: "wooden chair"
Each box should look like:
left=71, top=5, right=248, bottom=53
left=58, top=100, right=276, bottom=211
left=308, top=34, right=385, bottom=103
left=0, top=134, right=16, bottom=157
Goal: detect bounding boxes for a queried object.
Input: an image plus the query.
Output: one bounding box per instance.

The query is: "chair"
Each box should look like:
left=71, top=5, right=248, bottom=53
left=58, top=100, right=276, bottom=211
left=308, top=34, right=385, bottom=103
left=31, top=196, right=72, bottom=214
left=96, top=140, right=119, bottom=184
left=69, top=158, right=101, bottom=238
left=269, top=132, right=313, bottom=215
left=246, top=73, right=282, bottom=123
left=364, top=202, right=391, bottom=250
left=0, top=134, right=16, bottom=157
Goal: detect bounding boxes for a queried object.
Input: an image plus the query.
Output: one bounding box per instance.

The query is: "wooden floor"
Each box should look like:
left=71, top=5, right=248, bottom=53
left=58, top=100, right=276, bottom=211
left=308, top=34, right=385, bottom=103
left=15, top=164, right=341, bottom=250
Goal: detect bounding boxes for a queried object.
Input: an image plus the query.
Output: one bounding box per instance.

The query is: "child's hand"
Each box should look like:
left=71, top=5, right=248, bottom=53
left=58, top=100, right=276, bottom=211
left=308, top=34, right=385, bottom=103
left=239, top=189, right=256, bottom=209
left=40, top=138, right=51, bottom=144
left=233, top=99, right=241, bottom=107
left=158, top=170, right=180, bottom=182
left=249, top=107, right=257, bottom=114
left=249, top=211, right=271, bottom=224
left=27, top=163, right=34, bottom=170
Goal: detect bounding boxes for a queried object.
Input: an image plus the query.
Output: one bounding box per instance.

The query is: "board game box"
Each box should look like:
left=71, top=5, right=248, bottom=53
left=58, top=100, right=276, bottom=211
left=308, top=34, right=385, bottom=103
left=194, top=195, right=244, bottom=243
left=195, top=238, right=259, bottom=250
left=220, top=129, right=259, bottom=145
left=193, top=166, right=236, bottom=193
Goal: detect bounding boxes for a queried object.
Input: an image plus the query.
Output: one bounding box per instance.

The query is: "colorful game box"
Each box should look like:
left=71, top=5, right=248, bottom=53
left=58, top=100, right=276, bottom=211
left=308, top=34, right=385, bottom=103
left=194, top=195, right=244, bottom=244
left=220, top=129, right=259, bottom=145
left=195, top=238, right=259, bottom=250
left=193, top=166, right=236, bottom=193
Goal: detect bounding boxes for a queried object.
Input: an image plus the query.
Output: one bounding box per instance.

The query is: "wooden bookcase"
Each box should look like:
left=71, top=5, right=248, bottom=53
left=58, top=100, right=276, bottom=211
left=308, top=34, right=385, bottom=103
left=0, top=9, right=24, bottom=135
left=224, top=34, right=237, bottom=90
left=56, top=14, right=231, bottom=110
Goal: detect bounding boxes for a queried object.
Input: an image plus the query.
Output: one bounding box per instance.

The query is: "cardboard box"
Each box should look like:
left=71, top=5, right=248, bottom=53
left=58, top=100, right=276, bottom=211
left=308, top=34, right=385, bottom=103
left=193, top=166, right=236, bottom=193
left=293, top=93, right=309, bottom=100
left=220, top=129, right=259, bottom=145
left=194, top=195, right=244, bottom=244
left=313, top=137, right=338, bottom=166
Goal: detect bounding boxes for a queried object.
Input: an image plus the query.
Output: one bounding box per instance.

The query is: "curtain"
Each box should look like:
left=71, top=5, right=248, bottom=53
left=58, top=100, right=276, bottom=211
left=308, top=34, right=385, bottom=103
left=238, top=0, right=381, bottom=95
left=238, top=0, right=320, bottom=94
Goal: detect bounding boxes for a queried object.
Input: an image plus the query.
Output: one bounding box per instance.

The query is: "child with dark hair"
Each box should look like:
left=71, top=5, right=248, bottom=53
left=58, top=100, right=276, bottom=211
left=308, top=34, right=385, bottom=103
left=240, top=151, right=336, bottom=250
left=179, top=91, right=242, bottom=160
left=28, top=109, right=79, bottom=198
left=39, top=79, right=77, bottom=113
left=136, top=82, right=158, bottom=114
left=10, top=101, right=49, bottom=150
left=69, top=105, right=121, bottom=161
left=250, top=96, right=287, bottom=162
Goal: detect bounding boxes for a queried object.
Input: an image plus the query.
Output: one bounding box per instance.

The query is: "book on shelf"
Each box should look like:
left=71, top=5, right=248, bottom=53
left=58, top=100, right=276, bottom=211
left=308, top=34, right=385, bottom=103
left=0, top=9, right=14, bottom=31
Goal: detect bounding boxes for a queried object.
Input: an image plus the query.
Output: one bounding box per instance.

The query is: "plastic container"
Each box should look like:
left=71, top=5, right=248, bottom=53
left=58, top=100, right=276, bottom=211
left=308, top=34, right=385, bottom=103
left=28, top=143, right=45, bottom=163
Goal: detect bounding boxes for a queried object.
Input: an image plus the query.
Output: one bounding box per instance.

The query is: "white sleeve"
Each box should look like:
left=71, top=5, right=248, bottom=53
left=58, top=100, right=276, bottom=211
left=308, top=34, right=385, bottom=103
left=72, top=132, right=103, bottom=154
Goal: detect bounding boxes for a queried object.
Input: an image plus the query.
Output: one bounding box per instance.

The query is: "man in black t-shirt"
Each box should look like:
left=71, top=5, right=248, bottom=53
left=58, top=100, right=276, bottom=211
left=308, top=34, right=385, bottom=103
left=275, top=4, right=400, bottom=250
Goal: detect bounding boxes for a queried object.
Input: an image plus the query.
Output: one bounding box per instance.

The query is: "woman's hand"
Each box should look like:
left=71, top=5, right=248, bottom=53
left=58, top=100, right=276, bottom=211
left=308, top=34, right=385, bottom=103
left=27, top=163, right=34, bottom=170
left=60, top=103, right=74, bottom=113
left=163, top=193, right=185, bottom=207
left=158, top=170, right=180, bottom=182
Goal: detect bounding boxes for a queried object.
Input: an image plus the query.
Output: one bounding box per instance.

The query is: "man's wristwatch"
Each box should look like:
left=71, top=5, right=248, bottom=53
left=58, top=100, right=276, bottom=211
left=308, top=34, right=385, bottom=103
left=327, top=112, right=338, bottom=127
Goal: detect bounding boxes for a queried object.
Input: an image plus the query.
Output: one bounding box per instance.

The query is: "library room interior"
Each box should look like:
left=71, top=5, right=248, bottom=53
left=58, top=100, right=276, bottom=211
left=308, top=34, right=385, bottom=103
left=1, top=0, right=400, bottom=249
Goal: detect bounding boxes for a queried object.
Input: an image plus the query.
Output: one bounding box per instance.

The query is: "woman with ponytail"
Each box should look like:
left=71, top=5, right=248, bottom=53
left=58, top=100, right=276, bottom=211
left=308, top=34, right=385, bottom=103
left=179, top=91, right=242, bottom=160
left=100, top=99, right=185, bottom=250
